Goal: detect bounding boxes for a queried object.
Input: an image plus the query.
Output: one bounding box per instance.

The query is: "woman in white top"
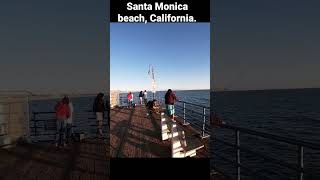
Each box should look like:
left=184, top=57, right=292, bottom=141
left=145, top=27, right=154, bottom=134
left=143, top=90, right=148, bottom=104
left=66, top=97, right=74, bottom=144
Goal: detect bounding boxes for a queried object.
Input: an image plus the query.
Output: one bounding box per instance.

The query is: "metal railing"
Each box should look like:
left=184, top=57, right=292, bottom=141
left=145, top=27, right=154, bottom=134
left=30, top=110, right=109, bottom=142
left=169, top=100, right=210, bottom=139
left=212, top=123, right=320, bottom=180
left=116, top=93, right=211, bottom=138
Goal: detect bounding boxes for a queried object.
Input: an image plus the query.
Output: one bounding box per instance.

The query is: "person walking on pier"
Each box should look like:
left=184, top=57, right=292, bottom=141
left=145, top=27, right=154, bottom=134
left=93, top=93, right=105, bottom=137
left=54, top=97, right=70, bottom=147
left=127, top=91, right=133, bottom=108
left=139, top=91, right=144, bottom=105
left=165, top=89, right=178, bottom=122
left=65, top=96, right=74, bottom=144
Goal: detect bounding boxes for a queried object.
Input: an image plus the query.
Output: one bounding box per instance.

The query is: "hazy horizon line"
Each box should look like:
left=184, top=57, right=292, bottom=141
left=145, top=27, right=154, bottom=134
left=110, top=87, right=320, bottom=92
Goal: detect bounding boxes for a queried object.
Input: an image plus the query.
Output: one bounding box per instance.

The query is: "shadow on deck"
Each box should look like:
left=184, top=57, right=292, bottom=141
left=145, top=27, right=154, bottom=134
left=110, top=105, right=209, bottom=158
left=0, top=138, right=110, bottom=180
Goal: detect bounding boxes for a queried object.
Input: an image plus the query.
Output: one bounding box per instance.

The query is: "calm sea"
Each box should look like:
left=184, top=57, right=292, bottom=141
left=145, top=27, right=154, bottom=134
left=212, top=88, right=320, bottom=180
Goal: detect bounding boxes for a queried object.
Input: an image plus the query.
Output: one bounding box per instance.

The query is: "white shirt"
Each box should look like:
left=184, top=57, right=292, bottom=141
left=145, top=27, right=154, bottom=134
left=67, top=102, right=74, bottom=124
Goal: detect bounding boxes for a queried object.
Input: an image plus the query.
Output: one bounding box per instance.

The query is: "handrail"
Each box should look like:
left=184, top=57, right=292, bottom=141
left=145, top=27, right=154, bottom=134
left=175, top=105, right=210, bottom=117
left=214, top=138, right=300, bottom=171
left=159, top=98, right=210, bottom=138
left=177, top=100, right=210, bottom=109
left=32, top=109, right=108, bottom=114
left=212, top=123, right=320, bottom=180
left=220, top=124, right=320, bottom=150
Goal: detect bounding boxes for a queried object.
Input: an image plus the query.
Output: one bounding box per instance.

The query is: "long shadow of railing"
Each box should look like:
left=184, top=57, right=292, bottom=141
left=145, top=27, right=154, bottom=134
left=110, top=107, right=170, bottom=157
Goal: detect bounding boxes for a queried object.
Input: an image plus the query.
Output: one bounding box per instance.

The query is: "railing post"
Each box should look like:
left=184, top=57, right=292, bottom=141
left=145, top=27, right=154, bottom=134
left=33, top=112, right=37, bottom=137
left=298, top=146, right=304, bottom=180
left=182, top=102, right=189, bottom=126
left=236, top=130, right=241, bottom=180
left=200, top=107, right=209, bottom=139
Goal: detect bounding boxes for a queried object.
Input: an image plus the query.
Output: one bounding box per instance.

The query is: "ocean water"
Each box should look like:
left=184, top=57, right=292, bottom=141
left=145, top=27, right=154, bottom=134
left=212, top=88, right=320, bottom=180
left=119, top=89, right=210, bottom=106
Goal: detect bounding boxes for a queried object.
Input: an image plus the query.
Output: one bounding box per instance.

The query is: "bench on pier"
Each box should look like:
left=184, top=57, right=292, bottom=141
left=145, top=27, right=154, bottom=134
left=160, top=112, right=204, bottom=158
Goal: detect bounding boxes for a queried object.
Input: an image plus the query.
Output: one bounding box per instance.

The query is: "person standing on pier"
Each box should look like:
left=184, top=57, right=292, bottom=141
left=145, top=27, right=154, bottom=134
left=139, top=91, right=144, bottom=105
left=65, top=96, right=74, bottom=144
left=93, top=93, right=105, bottom=137
left=54, top=97, right=70, bottom=147
left=127, top=91, right=134, bottom=108
left=165, top=89, right=178, bottom=122
left=143, top=90, right=148, bottom=104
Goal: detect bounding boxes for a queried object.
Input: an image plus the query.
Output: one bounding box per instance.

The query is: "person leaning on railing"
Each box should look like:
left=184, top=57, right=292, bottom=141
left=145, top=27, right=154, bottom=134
left=164, top=89, right=178, bottom=122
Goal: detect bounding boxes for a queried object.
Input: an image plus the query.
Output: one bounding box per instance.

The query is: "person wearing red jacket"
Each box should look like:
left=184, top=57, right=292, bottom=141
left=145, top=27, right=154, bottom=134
left=165, top=89, right=178, bottom=121
left=54, top=96, right=70, bottom=147
left=127, top=92, right=134, bottom=108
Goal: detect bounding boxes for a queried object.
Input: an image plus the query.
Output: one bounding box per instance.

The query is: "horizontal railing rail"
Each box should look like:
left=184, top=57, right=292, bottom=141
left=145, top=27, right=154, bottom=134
left=212, top=123, right=320, bottom=180
left=177, top=100, right=210, bottom=109
left=221, top=124, right=320, bottom=150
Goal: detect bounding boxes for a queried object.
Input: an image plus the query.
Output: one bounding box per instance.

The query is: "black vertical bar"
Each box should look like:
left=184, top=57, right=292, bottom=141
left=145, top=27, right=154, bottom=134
left=202, top=107, right=206, bottom=137
left=236, top=130, right=241, bottom=180
left=183, top=102, right=186, bottom=124
left=33, top=112, right=37, bottom=137
left=298, top=146, right=304, bottom=180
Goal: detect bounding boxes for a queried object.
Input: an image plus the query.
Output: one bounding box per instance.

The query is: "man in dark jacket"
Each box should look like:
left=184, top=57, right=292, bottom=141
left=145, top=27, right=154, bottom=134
left=93, top=93, right=105, bottom=137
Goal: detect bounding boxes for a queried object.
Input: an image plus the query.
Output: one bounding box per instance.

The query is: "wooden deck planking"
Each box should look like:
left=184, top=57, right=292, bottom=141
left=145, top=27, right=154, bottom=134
left=0, top=138, right=109, bottom=180
left=110, top=105, right=209, bottom=158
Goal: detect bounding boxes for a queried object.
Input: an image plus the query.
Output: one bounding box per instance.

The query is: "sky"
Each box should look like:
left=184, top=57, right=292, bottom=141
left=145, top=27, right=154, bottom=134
left=110, top=23, right=210, bottom=91
left=0, top=0, right=108, bottom=94
left=213, top=0, right=320, bottom=90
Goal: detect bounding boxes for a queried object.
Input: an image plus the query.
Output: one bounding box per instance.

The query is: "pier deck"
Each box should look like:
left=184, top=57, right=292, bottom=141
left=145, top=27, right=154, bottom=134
left=110, top=105, right=209, bottom=158
left=0, top=138, right=109, bottom=180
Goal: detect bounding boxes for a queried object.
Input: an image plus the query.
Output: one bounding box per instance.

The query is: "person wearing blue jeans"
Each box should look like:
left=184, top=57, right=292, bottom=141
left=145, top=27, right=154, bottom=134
left=56, top=119, right=67, bottom=146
